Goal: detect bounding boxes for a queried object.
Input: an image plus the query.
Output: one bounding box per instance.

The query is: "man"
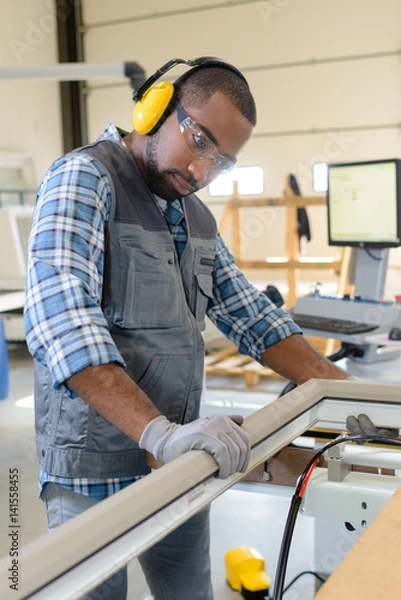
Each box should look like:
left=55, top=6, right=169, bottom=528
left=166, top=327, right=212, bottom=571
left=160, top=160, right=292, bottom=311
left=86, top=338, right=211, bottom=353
left=24, top=57, right=348, bottom=599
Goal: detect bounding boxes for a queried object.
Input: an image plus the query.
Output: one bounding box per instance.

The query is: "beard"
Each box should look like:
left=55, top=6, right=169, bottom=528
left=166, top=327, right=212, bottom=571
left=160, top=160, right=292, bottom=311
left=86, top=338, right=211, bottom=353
left=144, top=133, right=198, bottom=202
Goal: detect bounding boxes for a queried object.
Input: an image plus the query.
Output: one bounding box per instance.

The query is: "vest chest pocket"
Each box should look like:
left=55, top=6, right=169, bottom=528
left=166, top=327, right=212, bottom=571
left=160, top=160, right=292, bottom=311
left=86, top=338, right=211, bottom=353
left=116, top=244, right=184, bottom=329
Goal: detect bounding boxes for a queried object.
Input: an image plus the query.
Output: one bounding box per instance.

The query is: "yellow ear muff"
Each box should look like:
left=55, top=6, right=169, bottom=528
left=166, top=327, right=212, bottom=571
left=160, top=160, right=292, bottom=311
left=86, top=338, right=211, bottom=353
left=132, top=81, right=175, bottom=135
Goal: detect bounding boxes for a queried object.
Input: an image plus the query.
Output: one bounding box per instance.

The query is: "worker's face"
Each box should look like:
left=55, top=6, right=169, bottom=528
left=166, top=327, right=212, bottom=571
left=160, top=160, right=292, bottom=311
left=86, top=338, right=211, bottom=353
left=144, top=91, right=253, bottom=202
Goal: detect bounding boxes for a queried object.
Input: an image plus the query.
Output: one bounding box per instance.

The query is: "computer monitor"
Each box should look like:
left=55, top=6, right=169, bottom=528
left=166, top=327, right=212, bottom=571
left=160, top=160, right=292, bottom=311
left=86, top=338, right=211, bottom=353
left=327, top=159, right=401, bottom=248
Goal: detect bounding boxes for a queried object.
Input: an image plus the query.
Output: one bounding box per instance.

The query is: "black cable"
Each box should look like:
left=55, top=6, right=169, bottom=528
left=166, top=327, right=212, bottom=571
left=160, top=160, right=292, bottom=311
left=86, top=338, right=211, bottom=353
left=271, top=434, right=401, bottom=600
left=364, top=248, right=383, bottom=261
left=271, top=495, right=301, bottom=597
left=283, top=570, right=326, bottom=594
left=324, top=343, right=357, bottom=362
left=278, top=380, right=297, bottom=398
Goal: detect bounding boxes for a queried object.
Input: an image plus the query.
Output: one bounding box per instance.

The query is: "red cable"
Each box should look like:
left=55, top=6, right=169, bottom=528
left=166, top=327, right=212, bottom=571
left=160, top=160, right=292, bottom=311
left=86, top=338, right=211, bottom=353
left=297, top=458, right=319, bottom=498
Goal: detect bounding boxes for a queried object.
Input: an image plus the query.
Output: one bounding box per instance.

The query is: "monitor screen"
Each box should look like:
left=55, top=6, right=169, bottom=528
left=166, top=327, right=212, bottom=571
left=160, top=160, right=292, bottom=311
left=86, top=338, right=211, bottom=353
left=327, top=159, right=401, bottom=248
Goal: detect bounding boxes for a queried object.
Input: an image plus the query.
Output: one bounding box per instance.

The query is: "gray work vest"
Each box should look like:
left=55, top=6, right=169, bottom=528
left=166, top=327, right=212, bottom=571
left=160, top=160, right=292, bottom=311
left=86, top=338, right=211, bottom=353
left=34, top=136, right=218, bottom=479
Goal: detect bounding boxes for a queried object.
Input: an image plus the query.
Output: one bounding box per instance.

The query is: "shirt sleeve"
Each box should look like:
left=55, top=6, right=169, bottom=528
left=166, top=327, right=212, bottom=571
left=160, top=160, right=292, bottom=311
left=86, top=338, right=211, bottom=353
left=207, top=233, right=302, bottom=365
left=24, top=153, right=124, bottom=391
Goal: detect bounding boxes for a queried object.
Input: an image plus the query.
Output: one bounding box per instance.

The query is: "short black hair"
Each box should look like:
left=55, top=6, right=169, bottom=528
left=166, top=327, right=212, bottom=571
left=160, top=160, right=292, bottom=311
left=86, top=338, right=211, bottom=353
left=175, top=65, right=257, bottom=127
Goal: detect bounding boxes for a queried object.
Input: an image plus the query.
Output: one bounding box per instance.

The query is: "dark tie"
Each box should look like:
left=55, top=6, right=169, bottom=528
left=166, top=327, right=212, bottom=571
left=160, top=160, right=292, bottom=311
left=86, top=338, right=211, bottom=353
left=165, top=201, right=186, bottom=258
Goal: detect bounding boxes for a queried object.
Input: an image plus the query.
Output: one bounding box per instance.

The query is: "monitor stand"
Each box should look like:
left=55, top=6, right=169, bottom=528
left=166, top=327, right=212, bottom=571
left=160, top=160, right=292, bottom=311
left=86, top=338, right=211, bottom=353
left=348, top=247, right=400, bottom=362
left=353, top=247, right=389, bottom=302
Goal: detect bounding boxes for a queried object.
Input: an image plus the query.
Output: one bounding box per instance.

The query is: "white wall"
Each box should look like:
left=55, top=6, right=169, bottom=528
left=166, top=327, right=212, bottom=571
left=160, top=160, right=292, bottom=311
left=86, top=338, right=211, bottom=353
left=2, top=0, right=401, bottom=299
left=81, top=0, right=401, bottom=180
left=0, top=0, right=63, bottom=187
left=80, top=0, right=401, bottom=297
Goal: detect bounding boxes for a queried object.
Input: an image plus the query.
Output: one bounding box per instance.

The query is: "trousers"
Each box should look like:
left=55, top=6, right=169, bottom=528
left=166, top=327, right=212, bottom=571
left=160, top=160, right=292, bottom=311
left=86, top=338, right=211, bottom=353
left=42, top=482, right=213, bottom=600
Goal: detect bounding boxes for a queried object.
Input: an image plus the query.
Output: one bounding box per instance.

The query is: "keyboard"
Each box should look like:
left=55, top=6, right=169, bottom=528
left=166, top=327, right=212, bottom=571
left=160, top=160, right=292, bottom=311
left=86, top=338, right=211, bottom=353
left=291, top=313, right=379, bottom=334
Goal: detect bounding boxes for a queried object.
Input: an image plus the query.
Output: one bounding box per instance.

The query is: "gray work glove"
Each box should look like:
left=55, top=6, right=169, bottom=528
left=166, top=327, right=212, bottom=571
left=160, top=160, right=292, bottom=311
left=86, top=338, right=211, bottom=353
left=139, top=414, right=251, bottom=479
left=346, top=413, right=399, bottom=445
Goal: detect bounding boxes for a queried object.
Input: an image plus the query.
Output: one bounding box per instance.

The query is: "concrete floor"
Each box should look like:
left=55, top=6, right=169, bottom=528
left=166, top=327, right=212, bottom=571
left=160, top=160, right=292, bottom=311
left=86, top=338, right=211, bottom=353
left=0, top=343, right=330, bottom=599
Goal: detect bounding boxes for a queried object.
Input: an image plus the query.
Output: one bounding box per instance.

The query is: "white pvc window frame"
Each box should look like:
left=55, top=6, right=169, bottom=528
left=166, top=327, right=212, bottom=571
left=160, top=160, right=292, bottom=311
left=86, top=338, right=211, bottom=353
left=1, top=379, right=401, bottom=599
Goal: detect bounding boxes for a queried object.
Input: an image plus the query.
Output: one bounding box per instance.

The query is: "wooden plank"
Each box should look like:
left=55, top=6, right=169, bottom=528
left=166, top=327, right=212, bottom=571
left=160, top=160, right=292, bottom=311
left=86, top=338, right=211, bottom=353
left=204, top=345, right=238, bottom=366
left=213, top=355, right=251, bottom=369
left=236, top=259, right=342, bottom=270
left=229, top=195, right=326, bottom=208
left=205, top=337, right=337, bottom=387
left=231, top=182, right=241, bottom=260
left=205, top=346, right=283, bottom=387
left=218, top=184, right=348, bottom=309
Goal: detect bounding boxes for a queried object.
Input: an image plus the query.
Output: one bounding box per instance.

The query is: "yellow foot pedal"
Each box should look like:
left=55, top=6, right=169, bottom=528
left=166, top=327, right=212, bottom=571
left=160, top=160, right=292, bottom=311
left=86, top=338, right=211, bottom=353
left=225, top=546, right=271, bottom=599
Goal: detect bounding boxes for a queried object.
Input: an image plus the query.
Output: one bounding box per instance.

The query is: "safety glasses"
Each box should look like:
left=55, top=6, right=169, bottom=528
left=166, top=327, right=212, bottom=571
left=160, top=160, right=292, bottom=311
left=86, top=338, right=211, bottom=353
left=176, top=102, right=236, bottom=174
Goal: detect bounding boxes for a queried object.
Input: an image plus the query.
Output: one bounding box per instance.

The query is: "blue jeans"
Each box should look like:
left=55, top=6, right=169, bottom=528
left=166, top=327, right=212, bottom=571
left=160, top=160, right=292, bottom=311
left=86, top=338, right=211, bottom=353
left=42, top=482, right=213, bottom=600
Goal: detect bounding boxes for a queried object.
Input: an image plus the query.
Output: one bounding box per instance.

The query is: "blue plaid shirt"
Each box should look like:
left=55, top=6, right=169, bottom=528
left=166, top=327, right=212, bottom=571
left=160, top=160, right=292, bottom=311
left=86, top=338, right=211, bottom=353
left=26, top=123, right=300, bottom=499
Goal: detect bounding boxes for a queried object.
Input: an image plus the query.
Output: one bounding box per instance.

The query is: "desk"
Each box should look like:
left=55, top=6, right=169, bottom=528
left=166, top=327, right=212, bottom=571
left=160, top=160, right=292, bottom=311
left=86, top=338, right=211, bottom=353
left=340, top=353, right=401, bottom=383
